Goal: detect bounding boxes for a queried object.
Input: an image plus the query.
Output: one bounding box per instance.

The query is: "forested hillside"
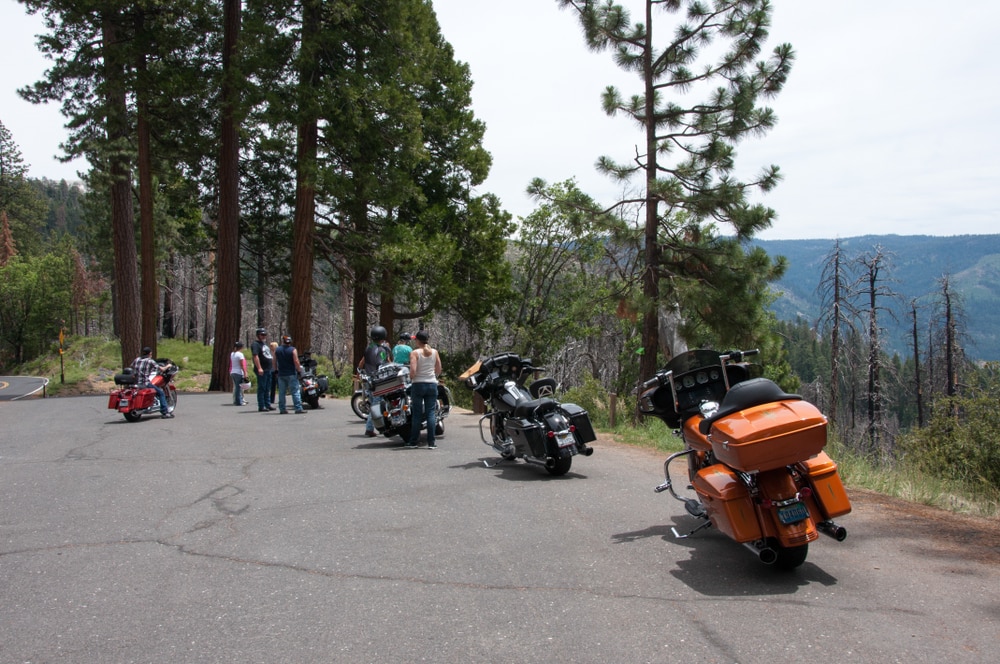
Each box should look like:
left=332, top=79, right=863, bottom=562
left=756, top=235, right=1000, bottom=361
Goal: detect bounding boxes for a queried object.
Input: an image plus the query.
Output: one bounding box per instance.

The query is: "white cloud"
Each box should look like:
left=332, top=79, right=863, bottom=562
left=3, top=1, right=997, bottom=240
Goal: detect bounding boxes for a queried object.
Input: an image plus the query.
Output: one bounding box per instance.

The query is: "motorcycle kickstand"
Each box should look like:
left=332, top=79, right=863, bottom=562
left=671, top=519, right=713, bottom=539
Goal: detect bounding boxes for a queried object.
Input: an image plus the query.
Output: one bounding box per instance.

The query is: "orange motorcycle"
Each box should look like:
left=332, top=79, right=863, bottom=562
left=639, top=349, right=851, bottom=569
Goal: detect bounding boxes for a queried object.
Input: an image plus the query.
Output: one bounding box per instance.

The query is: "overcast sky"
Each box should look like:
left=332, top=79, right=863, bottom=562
left=4, top=1, right=998, bottom=240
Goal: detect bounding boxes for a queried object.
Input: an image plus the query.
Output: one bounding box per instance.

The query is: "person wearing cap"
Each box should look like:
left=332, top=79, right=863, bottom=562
left=131, top=345, right=172, bottom=419
left=393, top=332, right=413, bottom=364
left=230, top=341, right=249, bottom=406
left=406, top=329, right=442, bottom=448
left=274, top=334, right=307, bottom=414
left=251, top=328, right=275, bottom=412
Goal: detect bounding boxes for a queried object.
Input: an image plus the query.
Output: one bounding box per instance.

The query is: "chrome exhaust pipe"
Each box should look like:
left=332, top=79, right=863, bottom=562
left=817, top=520, right=848, bottom=541
left=743, top=541, right=778, bottom=565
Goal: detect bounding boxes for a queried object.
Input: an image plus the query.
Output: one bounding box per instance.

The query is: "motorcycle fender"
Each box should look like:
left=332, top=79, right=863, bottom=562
left=682, top=417, right=712, bottom=454
left=692, top=465, right=762, bottom=543
left=757, top=471, right=819, bottom=548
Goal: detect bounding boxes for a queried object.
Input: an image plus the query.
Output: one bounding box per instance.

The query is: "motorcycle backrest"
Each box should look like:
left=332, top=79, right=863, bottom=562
left=698, top=377, right=801, bottom=435
left=529, top=377, right=557, bottom=398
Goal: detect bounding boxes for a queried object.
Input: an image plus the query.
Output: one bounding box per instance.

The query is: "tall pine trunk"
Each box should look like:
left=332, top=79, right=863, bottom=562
left=289, top=0, right=321, bottom=351
left=102, top=14, right=141, bottom=368
left=210, top=0, right=242, bottom=391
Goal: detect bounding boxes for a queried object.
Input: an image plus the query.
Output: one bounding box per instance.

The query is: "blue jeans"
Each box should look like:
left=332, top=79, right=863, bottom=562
left=366, top=395, right=383, bottom=433
left=231, top=372, right=245, bottom=405
left=256, top=370, right=272, bottom=410
left=408, top=382, right=438, bottom=446
left=277, top=374, right=303, bottom=412
left=149, top=383, right=167, bottom=415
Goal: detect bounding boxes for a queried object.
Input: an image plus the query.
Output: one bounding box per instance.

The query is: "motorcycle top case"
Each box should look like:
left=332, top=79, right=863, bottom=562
left=559, top=403, right=597, bottom=444
left=370, top=363, right=409, bottom=397
left=708, top=399, right=827, bottom=472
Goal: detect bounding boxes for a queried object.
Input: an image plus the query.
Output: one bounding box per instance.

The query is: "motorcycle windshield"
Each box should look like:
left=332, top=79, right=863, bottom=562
left=663, top=350, right=722, bottom=375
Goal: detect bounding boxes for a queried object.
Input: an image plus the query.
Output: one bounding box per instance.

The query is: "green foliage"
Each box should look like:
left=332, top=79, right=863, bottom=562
left=0, top=250, right=74, bottom=368
left=898, top=393, right=1000, bottom=495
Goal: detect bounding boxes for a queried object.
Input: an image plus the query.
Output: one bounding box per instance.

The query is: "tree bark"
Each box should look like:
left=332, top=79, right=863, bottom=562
left=102, top=14, right=141, bottom=368
left=209, top=0, right=242, bottom=391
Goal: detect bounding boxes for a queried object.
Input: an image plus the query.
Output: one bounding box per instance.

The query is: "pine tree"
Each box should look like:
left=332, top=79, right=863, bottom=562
left=557, top=0, right=794, bottom=380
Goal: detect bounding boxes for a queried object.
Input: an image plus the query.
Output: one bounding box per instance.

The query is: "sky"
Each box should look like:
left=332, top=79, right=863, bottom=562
left=3, top=1, right=998, bottom=240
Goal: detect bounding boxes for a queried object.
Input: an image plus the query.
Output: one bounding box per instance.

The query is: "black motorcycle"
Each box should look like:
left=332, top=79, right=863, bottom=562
left=367, top=362, right=452, bottom=439
left=462, top=352, right=596, bottom=476
left=299, top=352, right=328, bottom=410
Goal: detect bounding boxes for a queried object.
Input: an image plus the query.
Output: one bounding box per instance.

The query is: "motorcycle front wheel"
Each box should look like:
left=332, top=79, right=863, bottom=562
left=351, top=392, right=369, bottom=420
left=164, top=388, right=178, bottom=412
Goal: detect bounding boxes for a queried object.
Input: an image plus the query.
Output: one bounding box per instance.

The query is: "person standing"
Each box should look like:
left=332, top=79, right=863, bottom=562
left=269, top=340, right=279, bottom=405
left=274, top=335, right=307, bottom=414
left=251, top=328, right=275, bottom=412
left=393, top=332, right=413, bottom=365
left=230, top=341, right=249, bottom=406
left=132, top=346, right=172, bottom=419
left=406, top=330, right=442, bottom=449
left=358, top=325, right=392, bottom=437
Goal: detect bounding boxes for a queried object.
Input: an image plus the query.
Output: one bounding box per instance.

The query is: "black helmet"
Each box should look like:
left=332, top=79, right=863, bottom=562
left=399, top=331, right=412, bottom=341
left=281, top=335, right=292, bottom=345
left=370, top=325, right=387, bottom=341
left=255, top=327, right=267, bottom=336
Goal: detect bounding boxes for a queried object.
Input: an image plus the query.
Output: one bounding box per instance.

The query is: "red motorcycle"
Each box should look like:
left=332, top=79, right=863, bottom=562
left=108, top=360, right=179, bottom=422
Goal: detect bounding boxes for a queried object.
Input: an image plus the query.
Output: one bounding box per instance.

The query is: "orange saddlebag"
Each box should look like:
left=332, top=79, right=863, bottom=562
left=709, top=399, right=827, bottom=472
left=798, top=452, right=852, bottom=519
left=693, top=465, right=762, bottom=543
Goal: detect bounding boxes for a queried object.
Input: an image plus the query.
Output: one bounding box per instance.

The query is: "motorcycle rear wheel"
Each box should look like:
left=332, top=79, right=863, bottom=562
left=123, top=411, right=142, bottom=422
left=351, top=393, right=369, bottom=420
left=770, top=540, right=808, bottom=570
left=546, top=456, right=573, bottom=476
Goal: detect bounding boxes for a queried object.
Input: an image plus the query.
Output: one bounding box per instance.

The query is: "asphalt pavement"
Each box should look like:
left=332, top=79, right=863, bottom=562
left=0, top=392, right=997, bottom=663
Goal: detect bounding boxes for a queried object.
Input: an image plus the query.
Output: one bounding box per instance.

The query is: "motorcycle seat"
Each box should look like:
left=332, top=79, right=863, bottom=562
left=513, top=397, right=557, bottom=418
left=698, top=377, right=801, bottom=435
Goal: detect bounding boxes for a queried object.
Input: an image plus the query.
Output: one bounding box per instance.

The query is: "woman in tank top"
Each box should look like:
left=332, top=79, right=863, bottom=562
left=406, top=330, right=442, bottom=448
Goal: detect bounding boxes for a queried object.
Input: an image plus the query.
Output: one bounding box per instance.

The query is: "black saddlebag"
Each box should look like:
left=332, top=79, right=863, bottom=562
left=560, top=403, right=597, bottom=444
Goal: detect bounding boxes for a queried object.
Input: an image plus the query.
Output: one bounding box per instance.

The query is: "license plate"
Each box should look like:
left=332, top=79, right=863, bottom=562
left=556, top=432, right=576, bottom=448
left=119, top=399, right=129, bottom=408
left=777, top=501, right=809, bottom=525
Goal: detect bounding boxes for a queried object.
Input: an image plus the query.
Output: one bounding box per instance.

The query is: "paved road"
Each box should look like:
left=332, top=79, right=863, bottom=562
left=0, top=375, right=49, bottom=401
left=1, top=393, right=997, bottom=663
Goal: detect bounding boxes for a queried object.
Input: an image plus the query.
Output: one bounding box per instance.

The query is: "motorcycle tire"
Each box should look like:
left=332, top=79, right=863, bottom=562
left=435, top=421, right=444, bottom=436
left=769, top=539, right=808, bottom=570
left=351, top=393, right=369, bottom=420
left=123, top=411, right=143, bottom=422
left=546, top=456, right=572, bottom=476
left=306, top=395, right=320, bottom=410
left=164, top=388, right=178, bottom=412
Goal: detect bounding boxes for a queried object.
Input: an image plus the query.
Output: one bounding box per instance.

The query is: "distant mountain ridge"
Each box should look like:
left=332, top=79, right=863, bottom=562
left=753, top=235, right=1000, bottom=362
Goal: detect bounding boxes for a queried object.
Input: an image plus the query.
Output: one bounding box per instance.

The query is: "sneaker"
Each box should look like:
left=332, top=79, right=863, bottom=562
left=161, top=412, right=174, bottom=419
left=404, top=443, right=417, bottom=448
left=240, top=401, right=248, bottom=406
left=279, top=410, right=288, bottom=415
left=266, top=406, right=276, bottom=411
left=365, top=430, right=377, bottom=438
left=294, top=410, right=307, bottom=415
left=427, top=443, right=437, bottom=449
